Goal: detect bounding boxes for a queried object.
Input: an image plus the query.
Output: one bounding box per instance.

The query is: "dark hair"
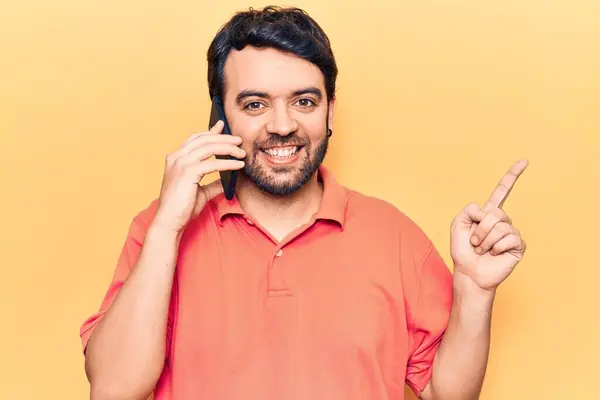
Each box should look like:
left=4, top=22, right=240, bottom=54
left=207, top=6, right=338, bottom=101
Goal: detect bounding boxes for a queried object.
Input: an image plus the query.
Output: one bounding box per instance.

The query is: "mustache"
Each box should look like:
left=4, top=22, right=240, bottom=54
left=255, top=134, right=308, bottom=149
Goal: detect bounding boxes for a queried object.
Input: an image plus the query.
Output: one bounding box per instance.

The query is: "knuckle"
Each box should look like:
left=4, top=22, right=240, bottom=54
left=450, top=219, right=460, bottom=231
left=196, top=133, right=212, bottom=144
left=172, top=157, right=188, bottom=172
left=490, top=207, right=504, bottom=221
left=498, top=210, right=512, bottom=223
left=497, top=182, right=511, bottom=193
left=166, top=153, right=177, bottom=164
left=513, top=232, right=522, bottom=242
left=475, top=230, right=485, bottom=241
left=466, top=202, right=480, bottom=213
left=184, top=133, right=198, bottom=143
left=479, top=217, right=492, bottom=230
left=499, top=222, right=512, bottom=234
left=195, top=164, right=208, bottom=176
left=491, top=213, right=504, bottom=226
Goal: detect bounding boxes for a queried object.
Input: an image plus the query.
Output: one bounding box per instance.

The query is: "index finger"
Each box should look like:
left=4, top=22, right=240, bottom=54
left=176, top=121, right=242, bottom=156
left=485, top=159, right=528, bottom=210
left=176, top=120, right=225, bottom=151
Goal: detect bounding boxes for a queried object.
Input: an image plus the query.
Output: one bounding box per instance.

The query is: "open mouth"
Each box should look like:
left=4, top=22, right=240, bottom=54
left=260, top=145, right=303, bottom=159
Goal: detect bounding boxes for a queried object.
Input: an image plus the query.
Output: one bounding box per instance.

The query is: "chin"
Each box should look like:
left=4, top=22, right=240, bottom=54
left=244, top=162, right=315, bottom=197
left=260, top=171, right=310, bottom=196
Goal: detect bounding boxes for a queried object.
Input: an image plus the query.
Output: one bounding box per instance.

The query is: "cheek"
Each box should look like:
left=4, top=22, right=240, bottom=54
left=296, top=110, right=328, bottom=140
left=230, top=114, right=263, bottom=133
left=228, top=115, right=263, bottom=149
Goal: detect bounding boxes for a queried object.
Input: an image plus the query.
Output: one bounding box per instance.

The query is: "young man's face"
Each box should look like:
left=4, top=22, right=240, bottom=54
left=222, top=46, right=335, bottom=196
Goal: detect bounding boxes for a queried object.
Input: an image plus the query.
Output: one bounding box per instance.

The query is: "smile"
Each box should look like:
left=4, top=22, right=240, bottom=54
left=261, top=146, right=302, bottom=158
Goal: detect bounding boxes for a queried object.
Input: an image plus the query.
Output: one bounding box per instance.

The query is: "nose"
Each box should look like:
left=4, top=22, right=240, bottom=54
left=266, top=102, right=298, bottom=136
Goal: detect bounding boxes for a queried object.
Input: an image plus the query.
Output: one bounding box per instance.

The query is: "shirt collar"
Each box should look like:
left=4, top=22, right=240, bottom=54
left=213, top=165, right=347, bottom=228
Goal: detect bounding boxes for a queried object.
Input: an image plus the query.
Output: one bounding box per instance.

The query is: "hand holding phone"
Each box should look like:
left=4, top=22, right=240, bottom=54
left=208, top=95, right=240, bottom=200
left=151, top=107, right=245, bottom=235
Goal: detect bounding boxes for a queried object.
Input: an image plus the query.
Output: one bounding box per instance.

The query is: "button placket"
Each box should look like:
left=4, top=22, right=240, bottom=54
left=267, top=246, right=292, bottom=296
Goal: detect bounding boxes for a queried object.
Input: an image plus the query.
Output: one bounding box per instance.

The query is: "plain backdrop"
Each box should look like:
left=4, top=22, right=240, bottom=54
left=1, top=0, right=599, bottom=398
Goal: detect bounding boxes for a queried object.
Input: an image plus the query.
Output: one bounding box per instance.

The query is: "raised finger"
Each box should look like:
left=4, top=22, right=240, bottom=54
left=485, top=159, right=528, bottom=210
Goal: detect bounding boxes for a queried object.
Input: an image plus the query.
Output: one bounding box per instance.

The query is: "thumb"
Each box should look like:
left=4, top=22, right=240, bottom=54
left=200, top=179, right=225, bottom=203
left=192, top=179, right=224, bottom=218
left=457, top=202, right=485, bottom=227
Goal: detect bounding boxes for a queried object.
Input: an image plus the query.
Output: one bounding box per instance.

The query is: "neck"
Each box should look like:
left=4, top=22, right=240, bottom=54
left=235, top=171, right=324, bottom=237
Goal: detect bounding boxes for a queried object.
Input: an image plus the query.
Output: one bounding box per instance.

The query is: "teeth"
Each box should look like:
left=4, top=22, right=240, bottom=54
left=264, top=146, right=299, bottom=158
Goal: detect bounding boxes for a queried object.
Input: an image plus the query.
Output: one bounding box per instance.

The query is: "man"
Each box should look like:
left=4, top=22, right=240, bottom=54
left=80, top=6, right=527, bottom=400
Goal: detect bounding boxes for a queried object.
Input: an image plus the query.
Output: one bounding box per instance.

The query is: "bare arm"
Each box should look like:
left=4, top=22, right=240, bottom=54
left=421, top=160, right=528, bottom=400
left=83, top=120, right=246, bottom=400
left=85, top=225, right=180, bottom=400
left=420, top=273, right=494, bottom=400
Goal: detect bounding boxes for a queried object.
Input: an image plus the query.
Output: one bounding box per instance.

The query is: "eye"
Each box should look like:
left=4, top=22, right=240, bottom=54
left=244, top=102, right=264, bottom=110
left=296, top=98, right=316, bottom=107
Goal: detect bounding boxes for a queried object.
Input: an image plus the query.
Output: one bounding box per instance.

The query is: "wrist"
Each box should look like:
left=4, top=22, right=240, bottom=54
left=146, top=221, right=184, bottom=245
left=452, top=270, right=496, bottom=306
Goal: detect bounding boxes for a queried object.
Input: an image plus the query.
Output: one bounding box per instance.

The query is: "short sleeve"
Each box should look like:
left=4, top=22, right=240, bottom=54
left=79, top=202, right=174, bottom=358
left=405, top=243, right=453, bottom=397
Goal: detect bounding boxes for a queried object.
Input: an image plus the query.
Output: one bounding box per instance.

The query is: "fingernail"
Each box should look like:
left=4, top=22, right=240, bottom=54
left=471, top=236, right=479, bottom=245
left=476, top=247, right=483, bottom=254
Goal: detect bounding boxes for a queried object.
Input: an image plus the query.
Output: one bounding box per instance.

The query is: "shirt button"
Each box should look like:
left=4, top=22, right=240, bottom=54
left=275, top=249, right=283, bottom=257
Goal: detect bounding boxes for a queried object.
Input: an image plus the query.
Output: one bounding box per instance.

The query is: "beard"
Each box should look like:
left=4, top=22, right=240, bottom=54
left=241, top=133, right=329, bottom=196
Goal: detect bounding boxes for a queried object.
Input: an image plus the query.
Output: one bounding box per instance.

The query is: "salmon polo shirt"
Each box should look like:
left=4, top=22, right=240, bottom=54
left=80, top=166, right=453, bottom=400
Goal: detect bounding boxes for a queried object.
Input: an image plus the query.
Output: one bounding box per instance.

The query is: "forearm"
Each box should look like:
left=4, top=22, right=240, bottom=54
left=86, top=224, right=180, bottom=400
left=428, top=271, right=495, bottom=400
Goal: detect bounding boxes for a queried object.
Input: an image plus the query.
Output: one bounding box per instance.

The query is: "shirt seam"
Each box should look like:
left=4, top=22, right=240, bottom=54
left=410, top=240, right=435, bottom=346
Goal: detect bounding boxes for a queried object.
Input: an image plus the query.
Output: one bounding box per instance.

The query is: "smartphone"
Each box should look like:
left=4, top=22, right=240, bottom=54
left=208, top=95, right=238, bottom=200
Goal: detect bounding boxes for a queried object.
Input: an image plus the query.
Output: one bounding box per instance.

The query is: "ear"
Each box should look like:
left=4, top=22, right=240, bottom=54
left=327, top=97, right=336, bottom=130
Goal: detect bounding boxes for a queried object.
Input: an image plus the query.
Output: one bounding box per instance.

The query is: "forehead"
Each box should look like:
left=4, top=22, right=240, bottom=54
left=223, top=46, right=325, bottom=96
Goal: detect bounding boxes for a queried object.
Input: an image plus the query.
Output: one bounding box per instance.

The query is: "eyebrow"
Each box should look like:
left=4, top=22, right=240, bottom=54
left=292, top=87, right=323, bottom=100
left=235, top=86, right=323, bottom=105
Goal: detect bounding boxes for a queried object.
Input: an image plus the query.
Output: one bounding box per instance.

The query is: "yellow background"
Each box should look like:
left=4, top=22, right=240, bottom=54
left=1, top=0, right=598, bottom=398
